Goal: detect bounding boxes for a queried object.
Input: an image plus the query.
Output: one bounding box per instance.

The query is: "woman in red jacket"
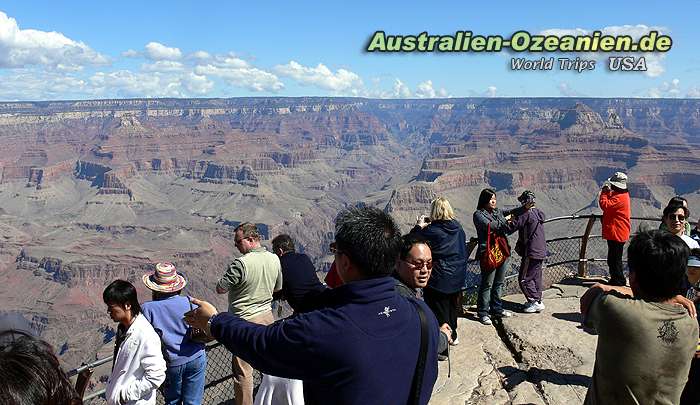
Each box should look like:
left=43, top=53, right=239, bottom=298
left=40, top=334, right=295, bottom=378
left=598, top=172, right=631, bottom=286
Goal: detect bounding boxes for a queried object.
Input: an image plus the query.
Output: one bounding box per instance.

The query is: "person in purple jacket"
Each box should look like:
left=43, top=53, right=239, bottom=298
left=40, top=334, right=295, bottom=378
left=184, top=207, right=439, bottom=405
left=508, top=191, right=547, bottom=313
left=141, top=263, right=206, bottom=405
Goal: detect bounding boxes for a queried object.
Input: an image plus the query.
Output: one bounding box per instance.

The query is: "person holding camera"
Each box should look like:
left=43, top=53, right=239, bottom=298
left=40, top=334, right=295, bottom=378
left=598, top=172, right=631, bottom=286
left=411, top=197, right=467, bottom=346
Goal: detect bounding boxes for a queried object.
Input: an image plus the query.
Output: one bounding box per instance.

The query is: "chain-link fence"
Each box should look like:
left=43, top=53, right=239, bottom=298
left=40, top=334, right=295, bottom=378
left=461, top=214, right=662, bottom=304
left=74, top=214, right=662, bottom=403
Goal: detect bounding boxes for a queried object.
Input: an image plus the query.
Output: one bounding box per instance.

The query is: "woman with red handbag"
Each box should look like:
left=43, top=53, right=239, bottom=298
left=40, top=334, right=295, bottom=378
left=473, top=189, right=527, bottom=325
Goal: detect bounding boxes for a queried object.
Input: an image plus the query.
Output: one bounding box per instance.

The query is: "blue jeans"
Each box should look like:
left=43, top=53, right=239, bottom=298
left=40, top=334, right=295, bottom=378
left=164, top=353, right=206, bottom=405
left=477, top=257, right=509, bottom=317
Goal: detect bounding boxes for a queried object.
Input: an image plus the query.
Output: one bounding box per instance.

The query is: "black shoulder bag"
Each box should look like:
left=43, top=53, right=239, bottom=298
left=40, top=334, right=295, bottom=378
left=408, top=299, right=429, bottom=405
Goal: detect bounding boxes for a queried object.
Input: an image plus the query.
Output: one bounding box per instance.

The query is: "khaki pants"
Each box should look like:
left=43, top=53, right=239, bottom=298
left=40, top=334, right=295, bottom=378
left=232, top=310, right=275, bottom=405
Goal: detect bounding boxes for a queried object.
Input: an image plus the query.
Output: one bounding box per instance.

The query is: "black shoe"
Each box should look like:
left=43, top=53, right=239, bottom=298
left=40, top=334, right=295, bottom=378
left=438, top=354, right=448, bottom=361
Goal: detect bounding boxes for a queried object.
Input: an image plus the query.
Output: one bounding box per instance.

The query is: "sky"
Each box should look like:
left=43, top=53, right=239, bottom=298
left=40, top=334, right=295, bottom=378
left=0, top=1, right=699, bottom=101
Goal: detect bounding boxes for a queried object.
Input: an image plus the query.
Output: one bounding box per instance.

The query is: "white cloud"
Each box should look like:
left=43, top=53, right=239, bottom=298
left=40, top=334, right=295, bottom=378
left=275, top=61, right=363, bottom=93
left=485, top=86, right=497, bottom=97
left=190, top=50, right=211, bottom=60
left=89, top=70, right=185, bottom=98
left=687, top=88, right=700, bottom=98
left=183, top=72, right=213, bottom=95
left=122, top=49, right=140, bottom=58
left=144, top=42, right=182, bottom=61
left=647, top=78, right=681, bottom=98
left=195, top=57, right=283, bottom=92
left=414, top=80, right=448, bottom=98
left=558, top=82, right=584, bottom=97
left=141, top=60, right=185, bottom=72
left=0, top=11, right=108, bottom=69
left=392, top=79, right=411, bottom=98
left=539, top=24, right=669, bottom=78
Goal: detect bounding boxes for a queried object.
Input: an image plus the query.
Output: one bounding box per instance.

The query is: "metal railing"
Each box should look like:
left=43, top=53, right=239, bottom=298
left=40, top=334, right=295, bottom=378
left=69, top=213, right=664, bottom=403
left=73, top=341, right=238, bottom=405
left=462, top=213, right=663, bottom=300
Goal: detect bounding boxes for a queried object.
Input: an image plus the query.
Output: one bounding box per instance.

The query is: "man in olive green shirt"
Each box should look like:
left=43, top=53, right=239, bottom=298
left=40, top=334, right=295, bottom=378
left=216, top=222, right=282, bottom=405
left=580, top=229, right=698, bottom=405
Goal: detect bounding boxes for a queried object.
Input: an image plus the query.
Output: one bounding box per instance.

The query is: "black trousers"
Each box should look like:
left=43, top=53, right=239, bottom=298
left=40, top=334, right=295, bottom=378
left=607, top=240, right=626, bottom=286
left=423, top=287, right=459, bottom=341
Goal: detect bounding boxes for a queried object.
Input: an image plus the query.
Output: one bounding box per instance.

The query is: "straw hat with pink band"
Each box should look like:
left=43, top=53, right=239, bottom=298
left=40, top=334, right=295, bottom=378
left=143, top=262, right=187, bottom=293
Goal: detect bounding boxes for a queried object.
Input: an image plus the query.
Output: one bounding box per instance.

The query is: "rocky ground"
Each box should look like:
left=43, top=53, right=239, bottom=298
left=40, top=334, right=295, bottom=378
left=431, top=280, right=597, bottom=405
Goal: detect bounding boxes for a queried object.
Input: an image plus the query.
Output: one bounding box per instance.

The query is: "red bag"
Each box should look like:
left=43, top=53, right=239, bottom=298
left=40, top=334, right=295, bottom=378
left=480, top=223, right=510, bottom=270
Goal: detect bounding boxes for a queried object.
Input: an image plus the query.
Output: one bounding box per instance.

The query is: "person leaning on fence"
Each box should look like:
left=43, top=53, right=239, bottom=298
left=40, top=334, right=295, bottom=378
left=662, top=202, right=700, bottom=250
left=141, top=263, right=206, bottom=405
left=580, top=230, right=698, bottom=405
left=216, top=222, right=283, bottom=405
left=411, top=197, right=467, bottom=345
left=0, top=335, right=82, bottom=405
left=598, top=172, right=631, bottom=287
left=507, top=190, right=546, bottom=314
left=473, top=188, right=528, bottom=325
left=185, top=206, right=440, bottom=405
left=103, top=280, right=166, bottom=405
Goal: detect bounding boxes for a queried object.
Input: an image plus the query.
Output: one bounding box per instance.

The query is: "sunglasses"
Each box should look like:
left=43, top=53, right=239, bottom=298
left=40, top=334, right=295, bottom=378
left=668, top=214, right=686, bottom=221
left=403, top=260, right=433, bottom=270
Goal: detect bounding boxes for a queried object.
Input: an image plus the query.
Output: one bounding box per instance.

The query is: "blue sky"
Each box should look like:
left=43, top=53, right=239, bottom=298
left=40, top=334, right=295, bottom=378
left=0, top=1, right=699, bottom=100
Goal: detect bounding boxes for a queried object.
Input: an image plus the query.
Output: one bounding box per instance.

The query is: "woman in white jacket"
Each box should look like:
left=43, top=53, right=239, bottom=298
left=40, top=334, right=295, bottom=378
left=103, top=280, right=166, bottom=405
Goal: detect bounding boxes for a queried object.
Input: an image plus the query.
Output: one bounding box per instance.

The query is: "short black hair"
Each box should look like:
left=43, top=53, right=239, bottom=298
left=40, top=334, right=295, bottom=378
left=663, top=202, right=689, bottom=219
left=103, top=280, right=141, bottom=316
left=0, top=336, right=79, bottom=405
left=477, top=188, right=496, bottom=210
left=400, top=234, right=431, bottom=260
left=334, top=207, right=402, bottom=278
left=272, top=234, right=295, bottom=253
left=628, top=229, right=689, bottom=301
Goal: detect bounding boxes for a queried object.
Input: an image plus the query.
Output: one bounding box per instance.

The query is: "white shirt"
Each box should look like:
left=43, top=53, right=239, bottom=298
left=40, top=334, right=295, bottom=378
left=105, top=313, right=166, bottom=405
left=681, top=234, right=700, bottom=250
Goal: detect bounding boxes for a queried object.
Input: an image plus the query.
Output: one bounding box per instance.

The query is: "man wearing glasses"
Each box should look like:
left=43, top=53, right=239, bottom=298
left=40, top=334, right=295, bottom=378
left=188, top=207, right=440, bottom=405
left=395, top=233, right=452, bottom=359
left=216, top=222, right=283, bottom=405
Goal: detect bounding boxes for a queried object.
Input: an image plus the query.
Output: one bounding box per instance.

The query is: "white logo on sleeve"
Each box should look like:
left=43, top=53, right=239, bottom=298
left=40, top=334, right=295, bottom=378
left=378, top=306, right=397, bottom=318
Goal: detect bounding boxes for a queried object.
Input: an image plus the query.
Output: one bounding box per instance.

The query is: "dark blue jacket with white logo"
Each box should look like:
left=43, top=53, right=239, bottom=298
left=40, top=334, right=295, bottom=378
left=211, top=277, right=439, bottom=405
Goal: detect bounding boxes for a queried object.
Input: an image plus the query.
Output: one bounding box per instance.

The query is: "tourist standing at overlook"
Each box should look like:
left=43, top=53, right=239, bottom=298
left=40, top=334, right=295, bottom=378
left=692, top=218, right=700, bottom=246
left=186, top=207, right=440, bottom=405
left=473, top=189, right=526, bottom=325
left=103, top=280, right=166, bottom=405
left=141, top=263, right=206, bottom=405
left=598, top=172, right=631, bottom=286
left=507, top=191, right=547, bottom=313
left=681, top=250, right=700, bottom=405
left=660, top=196, right=692, bottom=235
left=271, top=234, right=326, bottom=315
left=662, top=202, right=700, bottom=250
left=580, top=230, right=698, bottom=405
left=216, top=222, right=283, bottom=405
left=411, top=197, right=467, bottom=345
left=394, top=233, right=452, bottom=358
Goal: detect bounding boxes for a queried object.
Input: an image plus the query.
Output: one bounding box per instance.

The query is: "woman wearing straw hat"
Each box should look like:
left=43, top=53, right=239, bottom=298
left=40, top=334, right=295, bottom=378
left=141, top=263, right=206, bottom=405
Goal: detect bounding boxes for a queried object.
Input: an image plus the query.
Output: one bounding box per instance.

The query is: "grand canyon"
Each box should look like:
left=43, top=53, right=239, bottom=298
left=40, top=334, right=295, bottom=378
left=0, top=97, right=698, bottom=372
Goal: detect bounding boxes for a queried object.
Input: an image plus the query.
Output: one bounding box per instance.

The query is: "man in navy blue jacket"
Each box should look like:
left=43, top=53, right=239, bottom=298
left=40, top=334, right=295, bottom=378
left=271, top=233, right=327, bottom=314
left=186, top=207, right=439, bottom=405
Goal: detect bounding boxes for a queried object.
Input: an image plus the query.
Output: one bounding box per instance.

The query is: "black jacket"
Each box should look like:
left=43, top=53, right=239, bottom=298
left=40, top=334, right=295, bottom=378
left=411, top=219, right=468, bottom=294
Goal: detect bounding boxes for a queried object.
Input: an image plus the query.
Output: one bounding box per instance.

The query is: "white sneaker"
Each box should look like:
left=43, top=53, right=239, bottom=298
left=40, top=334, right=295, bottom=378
left=479, top=315, right=493, bottom=325
left=523, top=301, right=545, bottom=313
left=450, top=337, right=460, bottom=346
left=492, top=310, right=513, bottom=318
